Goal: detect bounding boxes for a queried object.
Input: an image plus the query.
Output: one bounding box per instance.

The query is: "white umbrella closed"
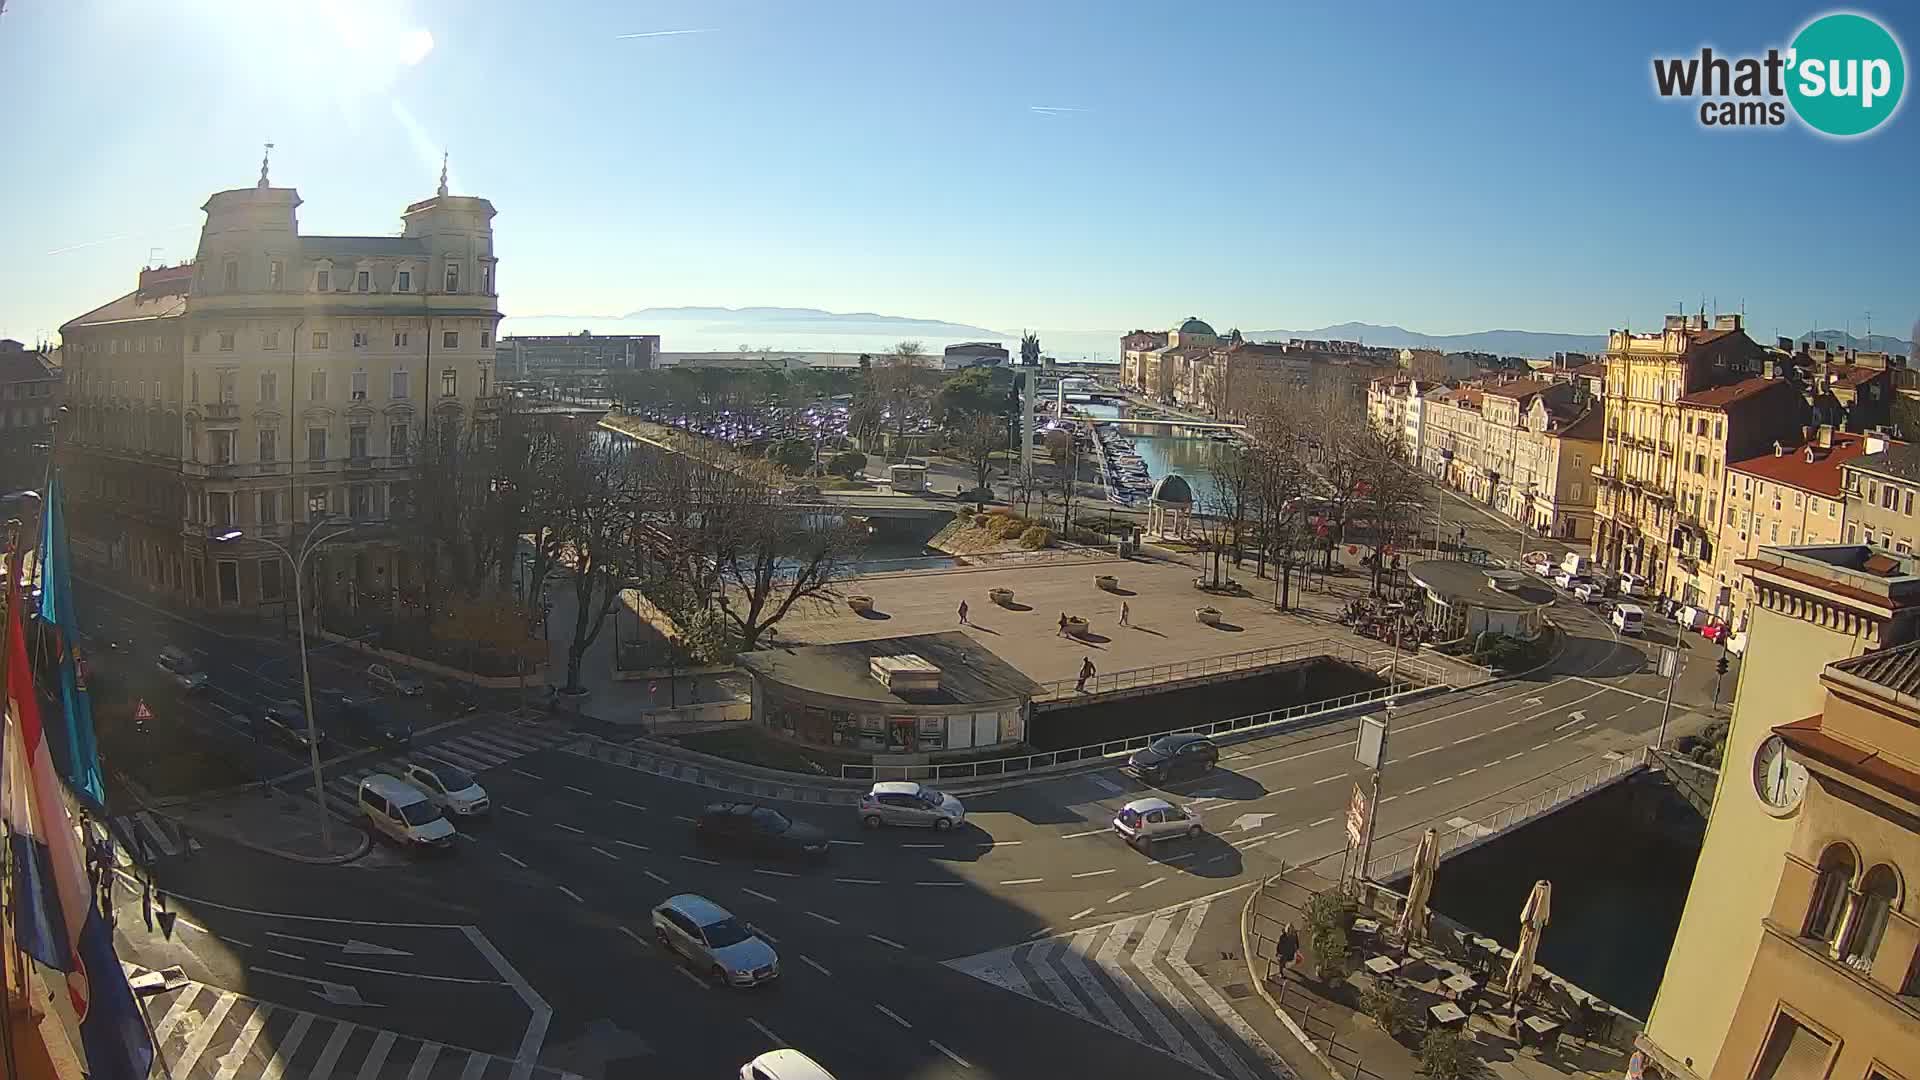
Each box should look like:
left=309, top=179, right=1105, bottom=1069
left=1397, top=828, right=1441, bottom=943
left=1506, top=879, right=1552, bottom=1001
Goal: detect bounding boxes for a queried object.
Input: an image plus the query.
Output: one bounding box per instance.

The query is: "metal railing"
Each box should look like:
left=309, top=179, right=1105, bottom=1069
left=1031, top=637, right=1372, bottom=700
left=1365, top=747, right=1651, bottom=880
left=844, top=655, right=1431, bottom=782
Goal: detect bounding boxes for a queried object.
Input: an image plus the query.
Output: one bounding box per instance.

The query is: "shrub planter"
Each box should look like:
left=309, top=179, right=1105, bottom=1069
left=1095, top=574, right=1119, bottom=592
left=847, top=595, right=875, bottom=614
left=1065, top=616, right=1090, bottom=637
left=988, top=587, right=1015, bottom=606
left=1196, top=606, right=1223, bottom=626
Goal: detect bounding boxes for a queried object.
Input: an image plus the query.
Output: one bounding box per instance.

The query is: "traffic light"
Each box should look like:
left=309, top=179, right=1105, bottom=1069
left=1716, top=654, right=1730, bottom=676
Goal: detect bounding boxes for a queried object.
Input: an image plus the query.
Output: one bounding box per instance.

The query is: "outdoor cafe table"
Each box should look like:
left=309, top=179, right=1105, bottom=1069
left=1443, top=972, right=1479, bottom=998
left=1363, top=955, right=1401, bottom=977
left=1429, top=1003, right=1468, bottom=1030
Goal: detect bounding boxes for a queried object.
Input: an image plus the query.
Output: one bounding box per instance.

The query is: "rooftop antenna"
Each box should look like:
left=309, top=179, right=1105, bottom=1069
left=437, top=150, right=449, bottom=197
left=146, top=247, right=162, bottom=269
left=1865, top=310, right=1873, bottom=344
left=257, top=142, right=274, bottom=189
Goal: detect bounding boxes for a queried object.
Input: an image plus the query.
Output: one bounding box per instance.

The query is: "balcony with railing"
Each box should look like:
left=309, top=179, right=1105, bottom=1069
left=200, top=401, right=240, bottom=421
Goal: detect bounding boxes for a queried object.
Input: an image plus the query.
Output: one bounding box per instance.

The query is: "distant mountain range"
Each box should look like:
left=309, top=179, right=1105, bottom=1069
left=499, top=306, right=1913, bottom=363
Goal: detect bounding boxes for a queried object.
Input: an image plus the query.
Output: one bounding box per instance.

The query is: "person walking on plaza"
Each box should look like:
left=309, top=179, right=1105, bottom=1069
left=958, top=599, right=969, bottom=625
left=1058, top=612, right=1070, bottom=637
left=1120, top=601, right=1130, bottom=627
left=1076, top=656, right=1096, bottom=692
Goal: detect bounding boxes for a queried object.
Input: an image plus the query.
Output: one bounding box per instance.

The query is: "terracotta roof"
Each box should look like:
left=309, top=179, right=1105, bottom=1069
left=1729, top=433, right=1880, bottom=498
left=1822, top=365, right=1886, bottom=389
left=1773, top=714, right=1920, bottom=805
left=59, top=288, right=188, bottom=331
left=1676, top=376, right=1794, bottom=410
left=1483, top=378, right=1555, bottom=402
left=1830, top=640, right=1920, bottom=698
left=1571, top=361, right=1608, bottom=378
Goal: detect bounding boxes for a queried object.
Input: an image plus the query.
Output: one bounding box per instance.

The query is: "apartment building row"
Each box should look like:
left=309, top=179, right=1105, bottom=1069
left=1121, top=318, right=1397, bottom=418
left=1366, top=372, right=1605, bottom=543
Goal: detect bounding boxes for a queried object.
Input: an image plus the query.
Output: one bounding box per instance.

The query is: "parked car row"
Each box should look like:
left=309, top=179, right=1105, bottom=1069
left=356, top=759, right=491, bottom=849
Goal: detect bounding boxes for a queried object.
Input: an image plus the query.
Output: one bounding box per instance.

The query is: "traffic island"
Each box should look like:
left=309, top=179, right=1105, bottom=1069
left=166, top=788, right=371, bottom=864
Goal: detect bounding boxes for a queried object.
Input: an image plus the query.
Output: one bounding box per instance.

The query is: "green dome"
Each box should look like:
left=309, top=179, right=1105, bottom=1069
left=1177, top=317, right=1216, bottom=337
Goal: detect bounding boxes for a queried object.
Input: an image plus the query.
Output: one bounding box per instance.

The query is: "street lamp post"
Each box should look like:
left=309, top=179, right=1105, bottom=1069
left=214, top=515, right=354, bottom=849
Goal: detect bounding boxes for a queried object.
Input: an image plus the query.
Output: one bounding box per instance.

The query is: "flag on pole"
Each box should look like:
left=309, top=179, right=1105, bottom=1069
left=3, top=566, right=154, bottom=1080
left=37, top=469, right=107, bottom=807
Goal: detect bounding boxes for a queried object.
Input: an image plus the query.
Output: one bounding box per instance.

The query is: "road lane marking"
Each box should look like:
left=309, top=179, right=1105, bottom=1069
left=564, top=785, right=593, bottom=796
left=619, top=927, right=651, bottom=950
left=673, top=965, right=709, bottom=990
left=828, top=840, right=863, bottom=846
left=1531, top=742, right=1552, bottom=751
left=1310, top=816, right=1336, bottom=827
left=1244, top=744, right=1348, bottom=770
left=915, top=881, right=964, bottom=887
left=806, top=911, right=841, bottom=926
left=1461, top=767, right=1479, bottom=775
left=1000, top=877, right=1044, bottom=885
left=616, top=840, right=650, bottom=852
left=1274, top=827, right=1302, bottom=839
left=1489, top=722, right=1518, bottom=734
left=511, top=768, right=543, bottom=781
left=754, top=868, right=797, bottom=878
left=835, top=877, right=883, bottom=885
left=1554, top=718, right=1582, bottom=731
left=799, top=955, right=831, bottom=977
left=874, top=1003, right=913, bottom=1028
left=554, top=823, right=584, bottom=834
left=1061, top=828, right=1107, bottom=839
left=1409, top=746, right=1444, bottom=759
left=500, top=806, right=530, bottom=817
left=326, top=962, right=507, bottom=986
left=747, top=1018, right=782, bottom=1045
left=1405, top=786, right=1427, bottom=795
left=986, top=840, right=1022, bottom=846
left=671, top=815, right=695, bottom=824
left=1314, top=774, right=1345, bottom=785
left=680, top=855, right=719, bottom=866
left=267, top=949, right=303, bottom=962
left=1583, top=722, right=1600, bottom=731
left=1505, top=752, right=1526, bottom=761
left=1139, top=876, right=1167, bottom=888
left=1107, top=891, right=1133, bottom=903
left=867, top=934, right=907, bottom=950
left=900, top=843, right=943, bottom=849
left=615, top=800, right=646, bottom=811
left=644, top=870, right=670, bottom=885
left=929, top=1039, right=973, bottom=1069
left=500, top=852, right=527, bottom=868
left=1379, top=796, right=1399, bottom=804
left=1454, top=734, right=1483, bottom=745
left=1270, top=786, right=1296, bottom=795
left=1557, top=731, right=1581, bottom=742
left=1027, top=926, right=1055, bottom=939
left=1072, top=868, right=1116, bottom=878
left=1433, top=776, right=1454, bottom=785
left=556, top=885, right=583, bottom=903
left=1071, top=907, right=1096, bottom=919
left=742, top=888, right=780, bottom=904
left=590, top=846, right=620, bottom=860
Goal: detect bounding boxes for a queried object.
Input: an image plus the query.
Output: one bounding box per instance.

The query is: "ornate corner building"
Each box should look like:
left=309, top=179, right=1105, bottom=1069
left=56, top=163, right=503, bottom=612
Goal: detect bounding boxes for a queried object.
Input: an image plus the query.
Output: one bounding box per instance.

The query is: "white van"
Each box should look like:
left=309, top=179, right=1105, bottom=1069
left=1560, top=553, right=1590, bottom=578
left=358, top=774, right=457, bottom=850
left=1617, top=573, right=1648, bottom=597
left=1612, top=603, right=1645, bottom=636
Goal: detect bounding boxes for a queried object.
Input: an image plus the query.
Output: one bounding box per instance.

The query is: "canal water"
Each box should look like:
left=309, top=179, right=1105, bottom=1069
left=1076, top=402, right=1226, bottom=507
left=1422, top=778, right=1704, bottom=1018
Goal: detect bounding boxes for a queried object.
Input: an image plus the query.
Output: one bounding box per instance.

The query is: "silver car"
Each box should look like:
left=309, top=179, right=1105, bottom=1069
left=1112, top=797, right=1203, bottom=848
left=858, top=781, right=965, bottom=831
left=650, top=894, right=779, bottom=987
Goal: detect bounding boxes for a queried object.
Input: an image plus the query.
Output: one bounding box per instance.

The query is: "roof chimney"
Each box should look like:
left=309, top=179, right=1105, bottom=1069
left=1819, top=424, right=1834, bottom=449
left=1773, top=440, right=1785, bottom=458
left=1805, top=446, right=1817, bottom=464
left=1867, top=433, right=1889, bottom=455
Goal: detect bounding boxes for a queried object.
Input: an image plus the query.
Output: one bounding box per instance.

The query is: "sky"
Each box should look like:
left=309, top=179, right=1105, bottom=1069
left=1, top=0, right=1914, bottom=352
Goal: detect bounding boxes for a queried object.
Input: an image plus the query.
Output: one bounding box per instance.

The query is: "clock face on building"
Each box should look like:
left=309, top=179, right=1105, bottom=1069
left=1752, top=734, right=1808, bottom=814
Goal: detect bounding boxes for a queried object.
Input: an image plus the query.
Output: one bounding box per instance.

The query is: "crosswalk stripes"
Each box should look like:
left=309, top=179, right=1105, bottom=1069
left=140, top=978, right=585, bottom=1080
left=293, top=723, right=576, bottom=821
left=946, top=900, right=1291, bottom=1080
left=97, top=810, right=201, bottom=866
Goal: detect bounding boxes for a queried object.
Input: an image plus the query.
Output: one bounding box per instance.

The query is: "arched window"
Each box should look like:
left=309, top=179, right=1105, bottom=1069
left=1805, top=844, right=1856, bottom=943
left=1842, top=864, right=1900, bottom=971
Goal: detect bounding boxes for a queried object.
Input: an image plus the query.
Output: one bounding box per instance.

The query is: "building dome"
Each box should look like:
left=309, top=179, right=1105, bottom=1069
left=1150, top=473, right=1194, bottom=505
left=1177, top=317, right=1216, bottom=337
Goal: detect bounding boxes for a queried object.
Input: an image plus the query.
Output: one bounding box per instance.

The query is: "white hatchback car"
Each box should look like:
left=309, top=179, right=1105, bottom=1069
left=1112, top=797, right=1203, bottom=848
left=740, top=1049, right=838, bottom=1080
left=401, top=759, right=489, bottom=817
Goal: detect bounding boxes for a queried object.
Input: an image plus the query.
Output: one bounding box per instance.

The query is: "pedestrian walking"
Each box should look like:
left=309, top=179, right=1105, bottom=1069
left=1058, top=612, right=1069, bottom=637
left=958, top=600, right=969, bottom=625
left=1120, top=601, right=1130, bottom=627
left=1076, top=656, right=1096, bottom=693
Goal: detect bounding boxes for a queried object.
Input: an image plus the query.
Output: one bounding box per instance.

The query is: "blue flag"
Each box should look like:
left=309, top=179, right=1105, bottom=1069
left=36, top=469, right=106, bottom=807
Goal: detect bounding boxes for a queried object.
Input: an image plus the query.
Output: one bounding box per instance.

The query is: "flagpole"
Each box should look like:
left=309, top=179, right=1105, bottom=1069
left=1, top=514, right=31, bottom=1080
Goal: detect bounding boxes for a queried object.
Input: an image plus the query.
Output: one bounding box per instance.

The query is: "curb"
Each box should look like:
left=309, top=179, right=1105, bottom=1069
left=157, top=806, right=372, bottom=866
left=1240, top=876, right=1341, bottom=1080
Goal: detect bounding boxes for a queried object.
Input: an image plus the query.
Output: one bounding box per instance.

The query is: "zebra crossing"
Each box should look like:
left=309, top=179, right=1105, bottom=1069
left=946, top=900, right=1291, bottom=1080
left=99, top=810, right=201, bottom=865
left=303, top=723, right=576, bottom=821
left=140, top=976, right=582, bottom=1080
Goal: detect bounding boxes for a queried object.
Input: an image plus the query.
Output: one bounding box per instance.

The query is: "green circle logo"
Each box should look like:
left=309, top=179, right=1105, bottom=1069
left=1788, top=12, right=1906, bottom=136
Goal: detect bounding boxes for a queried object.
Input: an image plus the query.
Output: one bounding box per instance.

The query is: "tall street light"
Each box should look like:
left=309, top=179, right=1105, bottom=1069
left=212, top=513, right=355, bottom=848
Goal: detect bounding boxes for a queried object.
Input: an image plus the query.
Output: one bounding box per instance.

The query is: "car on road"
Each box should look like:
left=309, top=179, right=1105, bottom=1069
left=366, top=662, right=425, bottom=697
left=1127, top=733, right=1220, bottom=784
left=316, top=690, right=413, bottom=747
left=357, top=773, right=456, bottom=850
left=1532, top=560, right=1559, bottom=580
left=1612, top=602, right=1645, bottom=636
left=401, top=759, right=489, bottom=817
left=1112, top=797, right=1203, bottom=848
left=651, top=894, right=779, bottom=987
left=696, top=802, right=829, bottom=860
left=741, top=1049, right=838, bottom=1080
left=858, top=781, right=965, bottom=831
left=256, top=700, right=326, bottom=748
left=1572, top=581, right=1604, bottom=603
left=155, top=647, right=209, bottom=692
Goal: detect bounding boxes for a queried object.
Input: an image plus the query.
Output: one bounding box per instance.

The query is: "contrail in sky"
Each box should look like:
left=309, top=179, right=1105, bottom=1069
left=1029, top=105, right=1091, bottom=114
left=46, top=222, right=198, bottom=257
left=616, top=28, right=717, bottom=39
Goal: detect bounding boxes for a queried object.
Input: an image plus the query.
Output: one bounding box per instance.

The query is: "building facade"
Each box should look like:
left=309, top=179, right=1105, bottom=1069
left=1639, top=545, right=1920, bottom=1080
left=1591, top=314, right=1777, bottom=599
left=1667, top=377, right=1807, bottom=607
left=1842, top=442, right=1920, bottom=555
left=1714, top=430, right=1879, bottom=632
left=56, top=165, right=502, bottom=612
left=498, top=331, right=658, bottom=380
left=0, top=340, right=60, bottom=494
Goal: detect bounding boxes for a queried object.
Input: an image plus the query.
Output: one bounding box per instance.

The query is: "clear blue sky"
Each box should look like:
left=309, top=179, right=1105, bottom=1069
left=1, top=0, right=1913, bottom=347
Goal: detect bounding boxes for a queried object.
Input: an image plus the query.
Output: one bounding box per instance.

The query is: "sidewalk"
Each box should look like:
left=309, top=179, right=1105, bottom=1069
left=162, top=786, right=370, bottom=864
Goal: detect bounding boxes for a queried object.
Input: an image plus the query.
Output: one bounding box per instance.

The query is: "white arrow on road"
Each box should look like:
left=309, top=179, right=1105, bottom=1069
left=1230, top=813, right=1275, bottom=833
left=1568, top=711, right=1586, bottom=723
left=265, top=931, right=412, bottom=958
left=250, top=966, right=382, bottom=1008
left=1524, top=697, right=1544, bottom=707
